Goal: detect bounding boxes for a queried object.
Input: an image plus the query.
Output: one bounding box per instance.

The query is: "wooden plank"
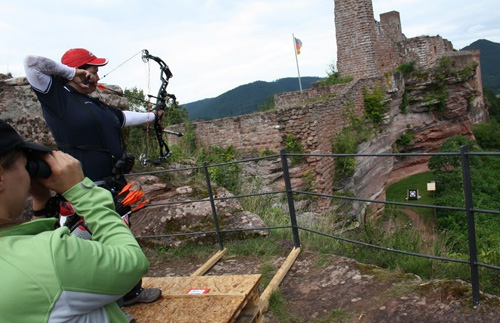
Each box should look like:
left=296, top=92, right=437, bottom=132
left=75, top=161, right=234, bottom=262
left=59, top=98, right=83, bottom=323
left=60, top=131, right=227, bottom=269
left=126, top=275, right=261, bottom=323
left=259, top=247, right=301, bottom=312
left=191, top=248, right=228, bottom=276
left=236, top=304, right=262, bottom=323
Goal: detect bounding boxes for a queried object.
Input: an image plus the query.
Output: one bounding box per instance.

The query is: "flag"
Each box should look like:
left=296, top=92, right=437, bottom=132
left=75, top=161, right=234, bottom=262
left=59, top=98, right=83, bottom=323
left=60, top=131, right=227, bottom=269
left=294, top=37, right=302, bottom=55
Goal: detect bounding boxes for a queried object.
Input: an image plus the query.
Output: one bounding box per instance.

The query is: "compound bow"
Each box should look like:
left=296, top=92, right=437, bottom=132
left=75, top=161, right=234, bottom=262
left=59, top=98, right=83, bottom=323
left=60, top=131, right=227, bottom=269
left=139, top=49, right=183, bottom=165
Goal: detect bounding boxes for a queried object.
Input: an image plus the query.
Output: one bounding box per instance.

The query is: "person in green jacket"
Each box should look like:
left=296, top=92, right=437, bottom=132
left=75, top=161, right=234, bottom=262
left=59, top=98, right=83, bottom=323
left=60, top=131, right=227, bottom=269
left=0, top=119, right=149, bottom=322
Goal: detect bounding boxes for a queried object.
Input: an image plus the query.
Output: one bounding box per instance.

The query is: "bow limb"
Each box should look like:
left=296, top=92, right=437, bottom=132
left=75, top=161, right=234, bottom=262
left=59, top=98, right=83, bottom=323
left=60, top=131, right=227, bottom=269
left=154, top=112, right=172, bottom=162
left=139, top=49, right=176, bottom=165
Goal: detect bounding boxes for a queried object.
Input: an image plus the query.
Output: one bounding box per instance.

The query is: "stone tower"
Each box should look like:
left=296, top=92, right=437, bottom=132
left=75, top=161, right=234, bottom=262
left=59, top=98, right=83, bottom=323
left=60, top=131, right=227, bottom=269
left=334, top=0, right=379, bottom=79
left=334, top=0, right=455, bottom=79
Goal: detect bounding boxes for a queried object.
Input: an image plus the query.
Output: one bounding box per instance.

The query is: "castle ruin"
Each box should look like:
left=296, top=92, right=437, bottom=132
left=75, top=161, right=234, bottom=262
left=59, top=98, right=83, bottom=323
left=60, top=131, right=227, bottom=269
left=1, top=0, right=487, bottom=219
left=334, top=0, right=455, bottom=79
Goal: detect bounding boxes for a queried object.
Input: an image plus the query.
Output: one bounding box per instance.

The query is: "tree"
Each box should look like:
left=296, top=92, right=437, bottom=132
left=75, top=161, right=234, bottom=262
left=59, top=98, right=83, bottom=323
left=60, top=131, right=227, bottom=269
left=124, top=87, right=147, bottom=112
left=428, top=136, right=500, bottom=259
left=165, top=102, right=189, bottom=126
left=484, top=88, right=500, bottom=123
left=473, top=121, right=500, bottom=150
left=428, top=136, right=478, bottom=171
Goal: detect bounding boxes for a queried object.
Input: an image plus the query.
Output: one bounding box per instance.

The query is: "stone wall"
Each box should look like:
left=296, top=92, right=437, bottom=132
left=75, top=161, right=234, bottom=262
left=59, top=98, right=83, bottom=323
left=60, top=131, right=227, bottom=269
left=379, top=11, right=405, bottom=43
left=274, top=81, right=352, bottom=109
left=168, top=50, right=486, bottom=218
left=444, top=50, right=486, bottom=124
left=168, top=78, right=381, bottom=201
left=403, top=36, right=454, bottom=69
left=373, top=11, right=405, bottom=75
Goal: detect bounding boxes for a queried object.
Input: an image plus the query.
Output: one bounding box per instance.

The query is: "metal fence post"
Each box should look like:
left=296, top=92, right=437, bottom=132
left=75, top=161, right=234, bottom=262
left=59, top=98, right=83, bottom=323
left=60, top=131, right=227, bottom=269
left=460, top=145, right=480, bottom=307
left=280, top=149, right=301, bottom=248
left=203, top=162, right=224, bottom=251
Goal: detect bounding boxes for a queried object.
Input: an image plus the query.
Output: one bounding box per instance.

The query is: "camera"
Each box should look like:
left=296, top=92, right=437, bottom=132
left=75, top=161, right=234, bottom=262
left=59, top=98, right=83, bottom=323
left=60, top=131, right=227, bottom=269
left=26, top=157, right=51, bottom=178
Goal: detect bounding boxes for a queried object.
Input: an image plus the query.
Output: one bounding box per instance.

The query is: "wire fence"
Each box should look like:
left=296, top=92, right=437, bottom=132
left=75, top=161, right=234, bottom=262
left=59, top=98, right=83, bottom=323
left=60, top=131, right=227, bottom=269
left=127, top=147, right=500, bottom=308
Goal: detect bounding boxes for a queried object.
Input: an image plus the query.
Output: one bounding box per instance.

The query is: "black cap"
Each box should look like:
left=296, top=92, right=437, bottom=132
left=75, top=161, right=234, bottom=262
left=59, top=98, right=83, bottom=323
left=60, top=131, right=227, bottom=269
left=0, top=120, right=52, bottom=155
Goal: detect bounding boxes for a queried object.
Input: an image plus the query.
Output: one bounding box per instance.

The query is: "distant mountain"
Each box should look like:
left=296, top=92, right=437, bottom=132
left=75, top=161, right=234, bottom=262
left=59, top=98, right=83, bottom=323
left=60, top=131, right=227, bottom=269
left=461, top=39, right=500, bottom=94
left=182, top=40, right=499, bottom=121
left=183, top=77, right=322, bottom=120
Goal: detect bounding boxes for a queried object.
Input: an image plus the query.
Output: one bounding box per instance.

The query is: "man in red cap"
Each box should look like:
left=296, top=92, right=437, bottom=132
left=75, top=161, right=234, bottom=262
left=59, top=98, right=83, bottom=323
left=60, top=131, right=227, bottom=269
left=24, top=48, right=163, bottom=182
left=23, top=49, right=163, bottom=320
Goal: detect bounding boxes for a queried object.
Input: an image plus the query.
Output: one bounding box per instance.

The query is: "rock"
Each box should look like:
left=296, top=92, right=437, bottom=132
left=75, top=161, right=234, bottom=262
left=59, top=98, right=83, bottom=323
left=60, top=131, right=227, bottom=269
left=128, top=175, right=268, bottom=247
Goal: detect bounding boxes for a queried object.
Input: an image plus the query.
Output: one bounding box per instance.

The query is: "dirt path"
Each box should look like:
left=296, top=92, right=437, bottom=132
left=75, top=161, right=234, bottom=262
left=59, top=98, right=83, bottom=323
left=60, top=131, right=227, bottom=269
left=399, top=208, right=437, bottom=243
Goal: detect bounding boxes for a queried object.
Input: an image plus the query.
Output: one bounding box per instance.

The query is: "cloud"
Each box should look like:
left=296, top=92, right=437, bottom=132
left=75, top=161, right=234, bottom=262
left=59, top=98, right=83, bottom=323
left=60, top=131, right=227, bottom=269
left=1, top=0, right=499, bottom=103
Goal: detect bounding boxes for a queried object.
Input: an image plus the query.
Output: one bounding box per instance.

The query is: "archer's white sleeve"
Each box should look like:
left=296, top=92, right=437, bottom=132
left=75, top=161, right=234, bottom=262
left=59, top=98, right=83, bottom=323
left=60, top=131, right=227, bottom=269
left=122, top=111, right=156, bottom=127
left=24, top=55, right=76, bottom=93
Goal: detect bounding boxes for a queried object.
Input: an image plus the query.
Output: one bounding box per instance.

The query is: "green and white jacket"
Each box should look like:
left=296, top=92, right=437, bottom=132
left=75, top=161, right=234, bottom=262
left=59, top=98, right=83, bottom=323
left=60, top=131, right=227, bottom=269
left=0, top=178, right=149, bottom=322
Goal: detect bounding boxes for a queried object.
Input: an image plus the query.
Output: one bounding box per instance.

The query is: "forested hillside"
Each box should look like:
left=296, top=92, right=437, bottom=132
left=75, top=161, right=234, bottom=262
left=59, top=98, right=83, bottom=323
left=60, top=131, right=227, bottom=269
left=461, top=39, right=500, bottom=93
left=184, top=77, right=321, bottom=120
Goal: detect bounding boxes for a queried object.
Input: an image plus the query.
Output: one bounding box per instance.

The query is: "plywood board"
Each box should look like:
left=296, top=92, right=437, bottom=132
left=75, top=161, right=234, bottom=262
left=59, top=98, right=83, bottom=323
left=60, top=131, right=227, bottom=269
left=126, top=275, right=261, bottom=323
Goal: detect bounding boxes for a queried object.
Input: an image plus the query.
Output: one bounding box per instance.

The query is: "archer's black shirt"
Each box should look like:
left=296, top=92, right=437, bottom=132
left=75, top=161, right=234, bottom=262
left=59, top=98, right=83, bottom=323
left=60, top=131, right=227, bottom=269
left=32, top=77, right=125, bottom=182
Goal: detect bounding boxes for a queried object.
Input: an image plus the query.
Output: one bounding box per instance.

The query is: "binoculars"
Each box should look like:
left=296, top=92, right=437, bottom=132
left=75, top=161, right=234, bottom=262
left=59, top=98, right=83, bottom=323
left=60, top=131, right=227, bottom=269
left=26, top=157, right=51, bottom=178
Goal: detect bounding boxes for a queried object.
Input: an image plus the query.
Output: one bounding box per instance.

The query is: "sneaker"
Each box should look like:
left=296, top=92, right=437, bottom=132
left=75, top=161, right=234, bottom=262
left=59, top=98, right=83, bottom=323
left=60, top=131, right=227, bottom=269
left=122, top=310, right=136, bottom=323
left=122, top=288, right=162, bottom=306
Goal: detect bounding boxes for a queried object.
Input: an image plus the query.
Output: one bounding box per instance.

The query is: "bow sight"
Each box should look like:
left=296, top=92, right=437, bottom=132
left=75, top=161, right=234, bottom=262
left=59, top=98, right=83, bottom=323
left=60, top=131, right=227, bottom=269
left=139, top=49, right=183, bottom=166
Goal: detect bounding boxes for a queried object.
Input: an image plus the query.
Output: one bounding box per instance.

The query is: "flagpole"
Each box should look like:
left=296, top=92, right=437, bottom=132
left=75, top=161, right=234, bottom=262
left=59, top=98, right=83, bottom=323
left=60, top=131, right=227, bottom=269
left=292, top=33, right=303, bottom=93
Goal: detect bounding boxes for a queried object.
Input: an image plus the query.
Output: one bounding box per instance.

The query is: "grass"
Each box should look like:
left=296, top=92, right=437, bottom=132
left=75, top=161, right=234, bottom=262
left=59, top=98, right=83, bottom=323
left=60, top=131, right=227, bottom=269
left=314, top=309, right=353, bottom=323
left=268, top=290, right=353, bottom=323
left=268, top=291, right=298, bottom=322
left=146, top=236, right=288, bottom=260
left=385, top=171, right=436, bottom=218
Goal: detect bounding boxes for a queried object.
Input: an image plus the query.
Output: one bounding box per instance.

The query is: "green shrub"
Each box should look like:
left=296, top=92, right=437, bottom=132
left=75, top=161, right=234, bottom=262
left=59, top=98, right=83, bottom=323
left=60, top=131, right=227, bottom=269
left=258, top=148, right=277, bottom=157
left=484, top=88, right=500, bottom=123
left=198, top=145, right=242, bottom=193
left=428, top=136, right=477, bottom=171
left=457, top=62, right=478, bottom=81
left=284, top=133, right=305, bottom=165
left=332, top=127, right=358, bottom=181
left=435, top=56, right=452, bottom=71
left=428, top=136, right=500, bottom=267
left=400, top=90, right=409, bottom=113
left=364, top=86, right=387, bottom=123
left=331, top=103, right=375, bottom=183
left=317, top=63, right=353, bottom=86
left=396, top=61, right=416, bottom=75
left=473, top=121, right=500, bottom=150
left=258, top=94, right=276, bottom=111
left=396, top=131, right=415, bottom=150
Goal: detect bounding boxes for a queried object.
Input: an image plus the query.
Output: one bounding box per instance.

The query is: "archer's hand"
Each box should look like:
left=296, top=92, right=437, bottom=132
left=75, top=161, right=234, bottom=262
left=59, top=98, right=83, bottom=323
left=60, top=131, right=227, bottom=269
left=73, top=69, right=92, bottom=89
left=153, top=109, right=164, bottom=120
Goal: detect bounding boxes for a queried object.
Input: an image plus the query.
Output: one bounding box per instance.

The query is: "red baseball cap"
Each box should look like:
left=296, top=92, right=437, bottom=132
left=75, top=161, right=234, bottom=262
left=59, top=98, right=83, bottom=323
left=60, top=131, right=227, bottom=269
left=61, top=48, right=108, bottom=68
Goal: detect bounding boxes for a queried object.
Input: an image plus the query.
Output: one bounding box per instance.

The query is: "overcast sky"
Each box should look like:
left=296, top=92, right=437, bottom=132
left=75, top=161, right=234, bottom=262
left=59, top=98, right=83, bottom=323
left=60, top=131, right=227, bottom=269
left=1, top=0, right=499, bottom=104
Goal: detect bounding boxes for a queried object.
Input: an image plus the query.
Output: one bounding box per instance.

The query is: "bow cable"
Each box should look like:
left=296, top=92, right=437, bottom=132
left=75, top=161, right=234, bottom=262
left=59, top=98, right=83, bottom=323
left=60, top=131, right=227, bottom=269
left=100, top=50, right=144, bottom=80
